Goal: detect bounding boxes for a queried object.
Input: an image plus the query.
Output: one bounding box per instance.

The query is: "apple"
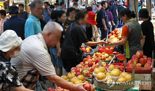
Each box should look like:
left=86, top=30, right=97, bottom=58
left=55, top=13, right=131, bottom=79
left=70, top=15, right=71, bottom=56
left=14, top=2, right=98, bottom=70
left=136, top=63, right=142, bottom=68
left=127, top=63, right=133, bottom=68
left=95, top=60, right=100, bottom=64
left=109, top=64, right=115, bottom=71
left=88, top=62, right=93, bottom=67
left=83, top=69, right=91, bottom=77
left=120, top=72, right=128, bottom=77
left=67, top=72, right=75, bottom=79
left=124, top=74, right=132, bottom=81
left=131, top=55, right=138, bottom=63
left=98, top=67, right=106, bottom=73
left=101, top=62, right=107, bottom=67
left=117, top=77, right=126, bottom=82
left=61, top=75, right=68, bottom=80
left=136, top=51, right=143, bottom=58
left=147, top=58, right=152, bottom=64
left=77, top=75, right=85, bottom=81
left=94, top=68, right=100, bottom=74
left=83, top=83, right=92, bottom=91
left=86, top=47, right=91, bottom=53
left=110, top=69, right=121, bottom=76
left=96, top=72, right=106, bottom=80
left=139, top=58, right=147, bottom=66
left=81, top=47, right=86, bottom=52
left=144, top=63, right=151, bottom=68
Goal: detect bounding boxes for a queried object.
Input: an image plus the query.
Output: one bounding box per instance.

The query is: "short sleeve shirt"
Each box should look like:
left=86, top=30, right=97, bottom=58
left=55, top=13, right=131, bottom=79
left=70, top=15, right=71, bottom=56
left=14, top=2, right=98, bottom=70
left=0, top=52, right=22, bottom=91
left=11, top=33, right=56, bottom=80
left=24, top=15, right=42, bottom=38
left=96, top=8, right=110, bottom=29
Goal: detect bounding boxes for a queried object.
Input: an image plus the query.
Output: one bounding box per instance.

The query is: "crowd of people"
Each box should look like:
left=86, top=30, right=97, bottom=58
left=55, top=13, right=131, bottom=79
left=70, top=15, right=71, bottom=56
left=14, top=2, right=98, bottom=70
left=0, top=0, right=154, bottom=91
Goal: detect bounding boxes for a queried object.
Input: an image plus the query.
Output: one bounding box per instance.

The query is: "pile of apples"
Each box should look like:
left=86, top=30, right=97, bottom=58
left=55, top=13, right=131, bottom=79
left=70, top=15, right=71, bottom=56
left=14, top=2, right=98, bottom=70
left=61, top=72, right=86, bottom=84
left=107, top=29, right=122, bottom=43
left=93, top=63, right=132, bottom=83
left=81, top=46, right=92, bottom=53
left=92, top=52, right=113, bottom=62
left=127, top=51, right=152, bottom=69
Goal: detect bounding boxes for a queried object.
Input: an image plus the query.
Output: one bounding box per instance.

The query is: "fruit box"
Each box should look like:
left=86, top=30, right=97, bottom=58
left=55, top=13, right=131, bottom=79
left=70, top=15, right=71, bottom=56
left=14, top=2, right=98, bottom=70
left=126, top=59, right=154, bottom=74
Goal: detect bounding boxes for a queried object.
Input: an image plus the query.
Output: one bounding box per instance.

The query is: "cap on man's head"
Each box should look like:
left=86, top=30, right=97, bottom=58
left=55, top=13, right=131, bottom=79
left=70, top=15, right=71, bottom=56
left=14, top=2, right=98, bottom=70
left=8, top=6, right=18, bottom=14
left=0, top=30, right=22, bottom=52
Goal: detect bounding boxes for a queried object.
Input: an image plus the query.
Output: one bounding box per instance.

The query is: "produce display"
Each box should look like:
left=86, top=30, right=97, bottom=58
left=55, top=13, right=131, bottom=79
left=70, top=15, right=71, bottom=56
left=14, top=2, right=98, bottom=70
left=107, top=29, right=122, bottom=43
left=126, top=51, right=153, bottom=73
left=49, top=38, right=154, bottom=91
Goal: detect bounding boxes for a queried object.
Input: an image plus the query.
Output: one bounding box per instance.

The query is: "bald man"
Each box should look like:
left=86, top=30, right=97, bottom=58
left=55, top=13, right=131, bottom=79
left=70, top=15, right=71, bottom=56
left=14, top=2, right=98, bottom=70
left=11, top=21, right=86, bottom=91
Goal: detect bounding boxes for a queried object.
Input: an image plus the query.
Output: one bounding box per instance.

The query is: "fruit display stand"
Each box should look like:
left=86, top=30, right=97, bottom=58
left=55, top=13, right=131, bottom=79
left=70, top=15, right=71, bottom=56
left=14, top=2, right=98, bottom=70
left=125, top=51, right=154, bottom=90
left=58, top=42, right=154, bottom=91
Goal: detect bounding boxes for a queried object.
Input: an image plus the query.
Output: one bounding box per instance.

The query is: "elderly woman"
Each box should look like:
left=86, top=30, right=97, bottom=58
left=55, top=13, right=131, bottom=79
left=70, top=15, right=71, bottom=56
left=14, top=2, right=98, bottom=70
left=0, top=30, right=32, bottom=91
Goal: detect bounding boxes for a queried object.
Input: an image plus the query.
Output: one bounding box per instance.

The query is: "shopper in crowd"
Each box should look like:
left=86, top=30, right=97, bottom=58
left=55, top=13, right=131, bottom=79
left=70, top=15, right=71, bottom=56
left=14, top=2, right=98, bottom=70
left=4, top=6, right=25, bottom=39
left=86, top=6, right=93, bottom=12
left=109, top=0, right=118, bottom=27
left=43, top=1, right=52, bottom=22
left=11, top=21, right=86, bottom=91
left=61, top=11, right=100, bottom=72
left=24, top=0, right=43, bottom=38
left=139, top=9, right=155, bottom=58
left=56, top=2, right=66, bottom=11
left=73, top=2, right=79, bottom=9
left=65, top=7, right=76, bottom=28
left=0, top=10, right=7, bottom=34
left=0, top=30, right=33, bottom=91
left=96, top=1, right=110, bottom=39
left=18, top=3, right=28, bottom=20
left=110, top=9, right=143, bottom=59
left=106, top=6, right=115, bottom=31
left=86, top=11, right=100, bottom=41
left=51, top=10, right=66, bottom=76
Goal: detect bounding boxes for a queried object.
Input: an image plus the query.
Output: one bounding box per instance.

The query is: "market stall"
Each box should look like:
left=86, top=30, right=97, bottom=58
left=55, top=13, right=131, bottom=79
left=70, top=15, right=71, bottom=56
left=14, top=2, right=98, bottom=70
left=48, top=29, right=154, bottom=91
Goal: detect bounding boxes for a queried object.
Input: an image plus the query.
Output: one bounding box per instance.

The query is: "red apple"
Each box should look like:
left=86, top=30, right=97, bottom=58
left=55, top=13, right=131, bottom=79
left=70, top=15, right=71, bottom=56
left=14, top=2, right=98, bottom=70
left=83, top=83, right=92, bottom=91
left=136, top=51, right=143, bottom=58
left=131, top=55, right=138, bottom=63
left=139, top=58, right=147, bottom=66
left=95, top=60, right=100, bottom=64
left=147, top=58, right=152, bottom=64
left=88, top=62, right=93, bottom=67
left=81, top=47, right=86, bottom=52
left=127, top=63, right=133, bottom=68
left=144, top=63, right=151, bottom=68
left=136, top=63, right=142, bottom=68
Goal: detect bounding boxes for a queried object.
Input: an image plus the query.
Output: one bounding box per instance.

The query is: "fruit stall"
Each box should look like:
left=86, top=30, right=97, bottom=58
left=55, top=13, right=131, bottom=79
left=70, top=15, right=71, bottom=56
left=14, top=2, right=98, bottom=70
left=50, top=29, right=154, bottom=91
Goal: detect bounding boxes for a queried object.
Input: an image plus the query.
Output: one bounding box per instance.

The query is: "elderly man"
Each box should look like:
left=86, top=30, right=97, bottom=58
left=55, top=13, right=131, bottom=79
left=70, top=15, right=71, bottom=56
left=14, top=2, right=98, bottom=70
left=24, top=0, right=43, bottom=38
left=11, top=21, right=86, bottom=91
left=0, top=30, right=32, bottom=91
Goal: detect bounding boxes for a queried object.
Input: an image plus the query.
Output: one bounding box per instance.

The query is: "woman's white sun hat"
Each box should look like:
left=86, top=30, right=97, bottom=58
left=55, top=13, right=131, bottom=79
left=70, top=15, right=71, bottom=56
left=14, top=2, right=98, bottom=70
left=0, top=30, right=22, bottom=52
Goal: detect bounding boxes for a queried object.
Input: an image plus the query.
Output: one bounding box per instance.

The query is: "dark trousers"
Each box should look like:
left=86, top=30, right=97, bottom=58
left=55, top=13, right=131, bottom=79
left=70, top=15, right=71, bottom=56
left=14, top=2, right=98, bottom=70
left=100, top=28, right=108, bottom=39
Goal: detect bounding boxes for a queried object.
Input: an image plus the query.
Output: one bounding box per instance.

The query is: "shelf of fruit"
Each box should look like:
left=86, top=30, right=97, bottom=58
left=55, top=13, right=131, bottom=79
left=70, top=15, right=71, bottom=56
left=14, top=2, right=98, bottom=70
left=126, top=51, right=154, bottom=73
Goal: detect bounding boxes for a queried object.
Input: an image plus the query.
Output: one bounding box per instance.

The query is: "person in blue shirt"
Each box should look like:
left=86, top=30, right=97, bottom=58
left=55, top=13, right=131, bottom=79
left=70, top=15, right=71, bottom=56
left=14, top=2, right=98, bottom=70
left=43, top=2, right=52, bottom=23
left=18, top=3, right=28, bottom=20
left=24, top=0, right=43, bottom=38
left=4, top=6, right=25, bottom=39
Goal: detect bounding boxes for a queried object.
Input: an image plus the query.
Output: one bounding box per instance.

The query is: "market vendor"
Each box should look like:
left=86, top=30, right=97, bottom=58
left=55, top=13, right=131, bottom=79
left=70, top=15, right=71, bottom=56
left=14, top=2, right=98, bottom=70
left=109, top=9, right=143, bottom=59
left=61, top=11, right=101, bottom=72
left=0, top=30, right=32, bottom=91
left=11, top=21, right=86, bottom=91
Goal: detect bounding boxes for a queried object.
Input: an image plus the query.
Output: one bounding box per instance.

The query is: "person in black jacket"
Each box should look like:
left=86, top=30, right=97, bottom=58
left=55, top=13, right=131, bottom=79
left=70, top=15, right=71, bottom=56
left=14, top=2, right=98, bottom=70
left=4, top=6, right=25, bottom=39
left=139, top=9, right=155, bottom=58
